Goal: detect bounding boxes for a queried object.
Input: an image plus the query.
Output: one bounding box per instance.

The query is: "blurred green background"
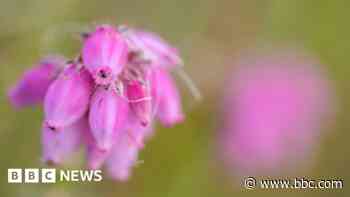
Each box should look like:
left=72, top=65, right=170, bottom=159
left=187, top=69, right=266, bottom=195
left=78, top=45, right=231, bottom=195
left=0, top=0, right=348, bottom=196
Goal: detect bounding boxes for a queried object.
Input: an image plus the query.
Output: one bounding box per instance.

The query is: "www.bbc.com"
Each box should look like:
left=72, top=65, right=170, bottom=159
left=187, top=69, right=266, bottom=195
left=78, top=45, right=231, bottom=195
left=244, top=177, right=343, bottom=190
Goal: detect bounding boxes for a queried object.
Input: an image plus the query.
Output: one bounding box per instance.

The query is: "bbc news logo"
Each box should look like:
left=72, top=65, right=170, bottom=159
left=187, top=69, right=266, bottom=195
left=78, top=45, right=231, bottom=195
left=8, top=168, right=103, bottom=183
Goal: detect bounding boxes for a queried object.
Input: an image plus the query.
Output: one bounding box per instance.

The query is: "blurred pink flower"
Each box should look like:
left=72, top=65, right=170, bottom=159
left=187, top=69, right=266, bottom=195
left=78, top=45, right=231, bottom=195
left=120, top=27, right=183, bottom=68
left=220, top=50, right=334, bottom=176
left=151, top=68, right=184, bottom=127
left=7, top=55, right=65, bottom=108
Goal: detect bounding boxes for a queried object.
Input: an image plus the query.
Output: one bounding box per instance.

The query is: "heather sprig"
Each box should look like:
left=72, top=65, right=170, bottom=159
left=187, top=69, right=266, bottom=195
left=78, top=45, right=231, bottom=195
left=8, top=24, right=189, bottom=181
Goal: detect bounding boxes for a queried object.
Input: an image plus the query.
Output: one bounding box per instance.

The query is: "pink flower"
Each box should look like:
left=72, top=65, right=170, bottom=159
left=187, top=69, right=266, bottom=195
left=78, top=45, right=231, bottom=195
left=83, top=123, right=111, bottom=170
left=120, top=27, right=183, bottom=68
left=220, top=50, right=334, bottom=176
left=44, top=64, right=93, bottom=131
left=89, top=86, right=129, bottom=151
left=82, top=25, right=128, bottom=85
left=41, top=117, right=87, bottom=165
left=105, top=130, right=140, bottom=181
left=86, top=142, right=110, bottom=170
left=105, top=114, right=153, bottom=181
left=8, top=55, right=65, bottom=108
left=126, top=80, right=152, bottom=126
left=151, top=68, right=184, bottom=127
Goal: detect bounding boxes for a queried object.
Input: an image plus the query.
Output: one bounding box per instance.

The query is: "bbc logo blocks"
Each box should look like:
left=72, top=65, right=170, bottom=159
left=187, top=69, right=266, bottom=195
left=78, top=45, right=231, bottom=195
left=24, top=169, right=39, bottom=183
left=8, top=168, right=103, bottom=183
left=8, top=169, right=22, bottom=183
left=41, top=169, right=56, bottom=183
left=8, top=168, right=56, bottom=183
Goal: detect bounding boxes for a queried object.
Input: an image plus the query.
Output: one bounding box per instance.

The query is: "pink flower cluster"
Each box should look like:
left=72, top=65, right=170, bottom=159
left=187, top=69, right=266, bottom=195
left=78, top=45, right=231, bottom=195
left=8, top=24, right=184, bottom=181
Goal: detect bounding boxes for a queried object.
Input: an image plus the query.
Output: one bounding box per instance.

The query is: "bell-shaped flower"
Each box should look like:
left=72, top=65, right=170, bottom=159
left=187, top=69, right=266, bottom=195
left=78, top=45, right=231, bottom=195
left=44, top=64, right=93, bottom=131
left=126, top=80, right=152, bottom=126
left=121, top=27, right=183, bottom=68
left=82, top=25, right=128, bottom=85
left=89, top=86, right=129, bottom=151
left=105, top=132, right=139, bottom=181
left=41, top=117, right=87, bottom=165
left=82, top=123, right=111, bottom=170
left=8, top=55, right=65, bottom=108
left=151, top=68, right=184, bottom=127
left=105, top=114, right=153, bottom=181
